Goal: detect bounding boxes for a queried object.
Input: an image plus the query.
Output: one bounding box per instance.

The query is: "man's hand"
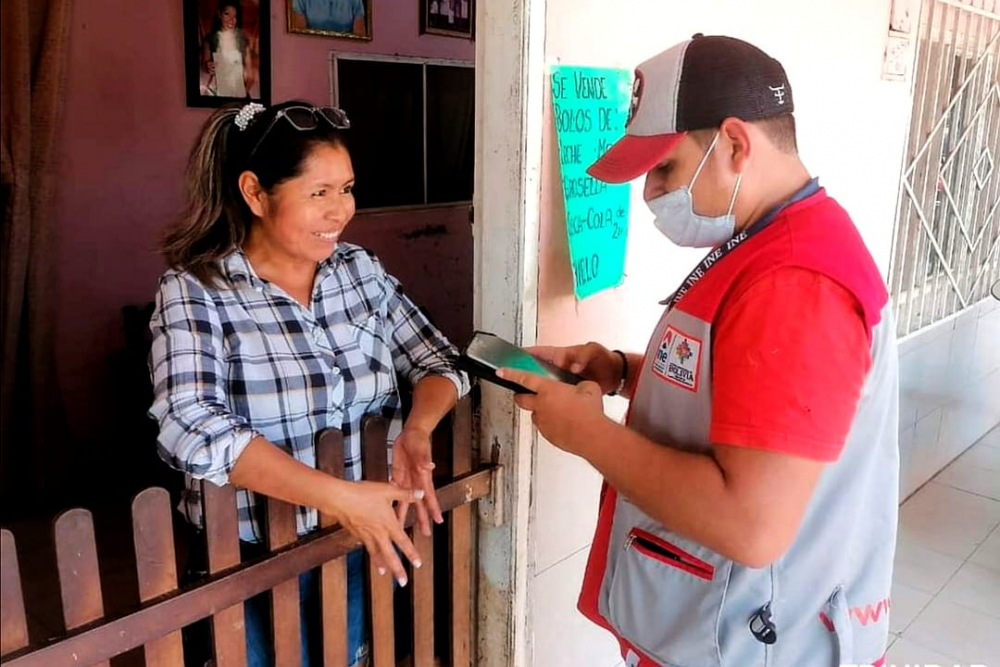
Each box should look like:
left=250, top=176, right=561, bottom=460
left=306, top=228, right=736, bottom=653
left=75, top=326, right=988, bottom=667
left=528, top=343, right=624, bottom=395
left=497, top=367, right=607, bottom=455
left=391, top=425, right=442, bottom=536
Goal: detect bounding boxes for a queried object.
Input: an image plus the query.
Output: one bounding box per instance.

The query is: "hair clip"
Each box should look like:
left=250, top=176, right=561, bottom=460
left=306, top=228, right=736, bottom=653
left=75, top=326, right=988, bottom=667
left=235, top=102, right=265, bottom=131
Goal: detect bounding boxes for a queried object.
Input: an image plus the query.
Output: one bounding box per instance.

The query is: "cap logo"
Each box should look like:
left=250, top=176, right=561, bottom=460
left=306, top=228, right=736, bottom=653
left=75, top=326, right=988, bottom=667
left=769, top=84, right=787, bottom=105
left=627, top=71, right=644, bottom=127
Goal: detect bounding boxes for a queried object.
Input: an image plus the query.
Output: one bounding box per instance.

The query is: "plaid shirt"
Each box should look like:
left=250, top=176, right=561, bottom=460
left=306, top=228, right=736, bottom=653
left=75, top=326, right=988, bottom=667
left=149, top=244, right=469, bottom=543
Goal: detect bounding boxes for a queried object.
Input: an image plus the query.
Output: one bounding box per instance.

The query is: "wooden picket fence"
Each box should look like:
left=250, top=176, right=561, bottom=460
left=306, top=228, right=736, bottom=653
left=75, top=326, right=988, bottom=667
left=0, top=399, right=491, bottom=667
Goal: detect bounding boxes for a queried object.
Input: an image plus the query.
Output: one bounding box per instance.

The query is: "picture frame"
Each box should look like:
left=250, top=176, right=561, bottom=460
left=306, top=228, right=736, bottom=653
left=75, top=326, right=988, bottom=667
left=184, top=0, right=271, bottom=108
left=882, top=33, right=912, bottom=82
left=888, top=0, right=916, bottom=35
left=420, top=0, right=474, bottom=39
left=287, top=0, right=373, bottom=41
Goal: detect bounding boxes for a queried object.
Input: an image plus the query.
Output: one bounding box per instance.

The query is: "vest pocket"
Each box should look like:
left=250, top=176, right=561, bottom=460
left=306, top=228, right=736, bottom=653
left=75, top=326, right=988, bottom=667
left=826, top=586, right=854, bottom=664
left=607, top=527, right=728, bottom=667
left=823, top=585, right=891, bottom=666
left=628, top=528, right=715, bottom=581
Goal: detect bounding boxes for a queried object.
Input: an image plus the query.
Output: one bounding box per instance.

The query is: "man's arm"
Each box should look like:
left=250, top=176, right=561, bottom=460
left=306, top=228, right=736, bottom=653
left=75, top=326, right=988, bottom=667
left=619, top=351, right=643, bottom=399
left=501, top=372, right=824, bottom=568
left=580, top=418, right=824, bottom=568
left=506, top=268, right=871, bottom=567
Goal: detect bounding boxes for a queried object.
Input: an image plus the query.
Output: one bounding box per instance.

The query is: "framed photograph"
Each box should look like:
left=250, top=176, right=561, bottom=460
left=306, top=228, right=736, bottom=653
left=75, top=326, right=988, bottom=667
left=287, top=0, right=373, bottom=40
left=420, top=0, right=474, bottom=39
left=888, top=0, right=916, bottom=35
left=184, top=0, right=271, bottom=107
left=882, top=33, right=912, bottom=82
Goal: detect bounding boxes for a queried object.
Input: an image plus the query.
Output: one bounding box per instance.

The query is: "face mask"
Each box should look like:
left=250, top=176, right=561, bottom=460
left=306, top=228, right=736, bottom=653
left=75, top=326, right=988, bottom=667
left=647, top=132, right=743, bottom=248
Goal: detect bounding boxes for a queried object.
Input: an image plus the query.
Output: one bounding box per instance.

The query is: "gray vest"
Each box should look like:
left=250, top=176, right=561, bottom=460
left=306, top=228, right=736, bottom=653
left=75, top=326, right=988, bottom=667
left=579, top=192, right=899, bottom=667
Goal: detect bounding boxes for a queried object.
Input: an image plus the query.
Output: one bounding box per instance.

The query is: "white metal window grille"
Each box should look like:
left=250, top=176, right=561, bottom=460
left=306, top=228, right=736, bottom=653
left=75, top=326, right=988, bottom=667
left=890, top=0, right=1000, bottom=337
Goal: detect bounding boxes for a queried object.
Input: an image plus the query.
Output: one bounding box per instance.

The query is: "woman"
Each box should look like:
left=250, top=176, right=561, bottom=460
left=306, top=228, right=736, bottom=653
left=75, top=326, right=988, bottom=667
left=149, top=100, right=468, bottom=667
left=201, top=1, right=251, bottom=97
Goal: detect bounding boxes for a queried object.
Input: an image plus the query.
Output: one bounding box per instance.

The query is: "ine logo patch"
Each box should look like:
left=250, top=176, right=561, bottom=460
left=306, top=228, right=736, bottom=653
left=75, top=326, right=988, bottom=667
left=652, top=325, right=703, bottom=392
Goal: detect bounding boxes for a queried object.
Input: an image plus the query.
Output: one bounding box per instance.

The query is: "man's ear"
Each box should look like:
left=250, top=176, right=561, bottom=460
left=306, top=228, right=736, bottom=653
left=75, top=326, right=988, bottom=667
left=239, top=171, right=267, bottom=218
left=720, top=117, right=752, bottom=174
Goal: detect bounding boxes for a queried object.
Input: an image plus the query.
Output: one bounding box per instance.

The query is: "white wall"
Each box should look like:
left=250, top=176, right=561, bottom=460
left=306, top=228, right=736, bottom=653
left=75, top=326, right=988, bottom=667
left=531, top=2, right=916, bottom=666
left=898, top=296, right=1000, bottom=500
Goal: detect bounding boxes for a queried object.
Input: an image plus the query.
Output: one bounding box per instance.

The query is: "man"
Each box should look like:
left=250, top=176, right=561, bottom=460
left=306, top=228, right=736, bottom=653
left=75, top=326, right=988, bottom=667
left=499, top=35, right=899, bottom=667
left=290, top=0, right=366, bottom=36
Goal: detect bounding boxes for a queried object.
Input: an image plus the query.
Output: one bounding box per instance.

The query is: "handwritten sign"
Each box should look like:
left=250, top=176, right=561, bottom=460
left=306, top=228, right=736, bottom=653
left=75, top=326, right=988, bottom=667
left=551, top=65, right=631, bottom=300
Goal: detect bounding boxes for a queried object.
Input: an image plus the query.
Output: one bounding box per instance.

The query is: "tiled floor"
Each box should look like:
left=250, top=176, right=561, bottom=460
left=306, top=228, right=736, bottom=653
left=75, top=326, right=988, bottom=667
left=887, top=425, right=1000, bottom=666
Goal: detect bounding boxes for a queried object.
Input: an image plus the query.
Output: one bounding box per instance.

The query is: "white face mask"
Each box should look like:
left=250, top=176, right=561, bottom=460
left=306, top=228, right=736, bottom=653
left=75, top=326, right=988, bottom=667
left=647, top=132, right=743, bottom=248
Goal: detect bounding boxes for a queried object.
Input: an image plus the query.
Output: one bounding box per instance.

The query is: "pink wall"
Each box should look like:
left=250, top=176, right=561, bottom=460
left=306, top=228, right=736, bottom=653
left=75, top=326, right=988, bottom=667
left=54, top=0, right=473, bottom=497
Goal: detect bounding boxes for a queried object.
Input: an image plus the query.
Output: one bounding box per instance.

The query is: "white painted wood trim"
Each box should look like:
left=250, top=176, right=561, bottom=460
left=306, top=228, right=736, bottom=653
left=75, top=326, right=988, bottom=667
left=472, top=0, right=547, bottom=664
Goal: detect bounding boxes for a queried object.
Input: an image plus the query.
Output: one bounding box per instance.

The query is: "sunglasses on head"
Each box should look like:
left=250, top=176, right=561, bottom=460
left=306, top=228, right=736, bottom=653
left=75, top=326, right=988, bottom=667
left=247, top=105, right=351, bottom=160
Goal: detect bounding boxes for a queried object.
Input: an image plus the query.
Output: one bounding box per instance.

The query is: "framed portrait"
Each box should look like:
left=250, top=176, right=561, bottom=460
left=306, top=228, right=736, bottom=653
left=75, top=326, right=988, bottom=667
left=184, top=0, right=271, bottom=107
left=888, top=0, right=916, bottom=35
left=420, top=0, right=474, bottom=39
left=287, top=0, right=373, bottom=41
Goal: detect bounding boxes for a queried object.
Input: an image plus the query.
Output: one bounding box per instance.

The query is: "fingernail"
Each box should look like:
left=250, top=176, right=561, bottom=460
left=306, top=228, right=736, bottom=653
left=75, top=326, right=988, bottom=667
left=414, top=489, right=425, bottom=500
left=413, top=559, right=423, bottom=569
left=398, top=577, right=408, bottom=587
left=571, top=364, right=583, bottom=373
left=378, top=567, right=387, bottom=576
left=496, top=369, right=506, bottom=379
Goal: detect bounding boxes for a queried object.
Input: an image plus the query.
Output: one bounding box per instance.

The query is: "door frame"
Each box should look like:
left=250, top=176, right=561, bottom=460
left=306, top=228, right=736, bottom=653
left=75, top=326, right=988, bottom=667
left=472, top=0, right=547, bottom=665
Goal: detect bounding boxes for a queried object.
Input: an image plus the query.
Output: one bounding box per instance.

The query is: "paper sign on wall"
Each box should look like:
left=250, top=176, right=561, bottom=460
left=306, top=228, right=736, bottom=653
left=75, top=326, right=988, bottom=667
left=550, top=65, right=632, bottom=300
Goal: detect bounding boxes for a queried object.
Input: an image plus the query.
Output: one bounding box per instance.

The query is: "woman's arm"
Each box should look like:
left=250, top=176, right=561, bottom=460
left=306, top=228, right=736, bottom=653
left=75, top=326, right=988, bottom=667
left=381, top=267, right=469, bottom=399
left=375, top=258, right=469, bottom=533
left=241, top=33, right=256, bottom=95
left=391, top=376, right=459, bottom=534
left=229, top=437, right=421, bottom=583
left=201, top=37, right=215, bottom=74
left=404, top=375, right=460, bottom=435
left=149, top=273, right=255, bottom=485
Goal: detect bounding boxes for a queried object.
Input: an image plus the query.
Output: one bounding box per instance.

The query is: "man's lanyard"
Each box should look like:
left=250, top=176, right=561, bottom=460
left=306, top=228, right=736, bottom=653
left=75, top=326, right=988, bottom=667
left=661, top=178, right=821, bottom=308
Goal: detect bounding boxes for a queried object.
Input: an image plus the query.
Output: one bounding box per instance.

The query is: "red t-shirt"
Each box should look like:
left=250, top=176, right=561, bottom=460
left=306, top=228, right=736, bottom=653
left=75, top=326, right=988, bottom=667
left=709, top=267, right=872, bottom=462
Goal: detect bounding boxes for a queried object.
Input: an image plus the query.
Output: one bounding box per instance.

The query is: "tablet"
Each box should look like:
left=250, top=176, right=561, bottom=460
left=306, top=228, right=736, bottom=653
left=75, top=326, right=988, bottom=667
left=455, top=331, right=584, bottom=394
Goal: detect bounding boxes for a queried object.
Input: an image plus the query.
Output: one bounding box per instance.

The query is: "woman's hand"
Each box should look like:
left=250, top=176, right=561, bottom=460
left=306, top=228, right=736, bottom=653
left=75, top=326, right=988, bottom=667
left=327, top=480, right=424, bottom=587
left=391, top=425, right=442, bottom=536
left=226, top=438, right=424, bottom=585
left=529, top=342, right=624, bottom=395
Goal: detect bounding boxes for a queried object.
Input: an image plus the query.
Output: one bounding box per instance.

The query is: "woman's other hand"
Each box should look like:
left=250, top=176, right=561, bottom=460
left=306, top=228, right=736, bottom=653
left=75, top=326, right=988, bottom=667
left=391, top=425, right=441, bottom=537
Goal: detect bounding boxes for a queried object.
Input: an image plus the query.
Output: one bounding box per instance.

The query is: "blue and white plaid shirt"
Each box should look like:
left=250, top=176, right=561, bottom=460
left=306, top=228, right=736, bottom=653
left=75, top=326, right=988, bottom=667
left=149, top=244, right=469, bottom=543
